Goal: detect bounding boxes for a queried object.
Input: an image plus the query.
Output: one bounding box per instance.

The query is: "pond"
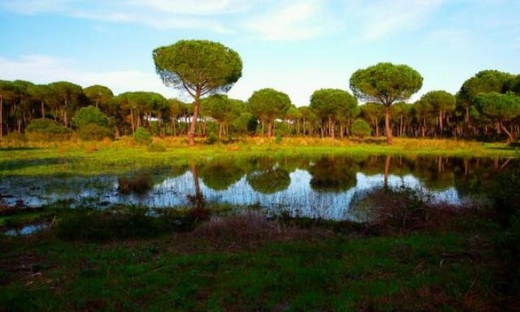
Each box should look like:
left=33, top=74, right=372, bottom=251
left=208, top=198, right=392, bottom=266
left=0, top=155, right=512, bottom=220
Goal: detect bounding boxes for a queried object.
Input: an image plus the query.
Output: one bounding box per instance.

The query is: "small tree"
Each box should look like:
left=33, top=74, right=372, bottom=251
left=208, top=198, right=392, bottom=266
left=351, top=119, right=372, bottom=139
left=134, top=127, right=153, bottom=145
left=153, top=40, right=242, bottom=145
left=73, top=105, right=110, bottom=128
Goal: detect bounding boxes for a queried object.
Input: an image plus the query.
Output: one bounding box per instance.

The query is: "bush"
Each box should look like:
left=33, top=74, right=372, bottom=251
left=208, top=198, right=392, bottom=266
left=205, top=132, right=218, bottom=145
left=134, top=127, right=153, bottom=145
left=77, top=124, right=113, bottom=141
left=118, top=174, right=152, bottom=195
left=25, top=118, right=73, bottom=141
left=54, top=207, right=178, bottom=242
left=73, top=106, right=110, bottom=128
left=147, top=143, right=166, bottom=152
left=489, top=163, right=520, bottom=226
left=351, top=119, right=372, bottom=139
left=2, top=132, right=26, bottom=145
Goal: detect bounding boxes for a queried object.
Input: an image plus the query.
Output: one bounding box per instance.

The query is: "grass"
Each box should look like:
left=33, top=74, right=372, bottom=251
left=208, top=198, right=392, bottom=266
left=0, top=201, right=513, bottom=311
left=0, top=136, right=517, bottom=177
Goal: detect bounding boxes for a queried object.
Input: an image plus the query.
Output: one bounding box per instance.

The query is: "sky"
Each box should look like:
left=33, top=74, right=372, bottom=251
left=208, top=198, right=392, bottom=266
left=0, top=0, right=519, bottom=106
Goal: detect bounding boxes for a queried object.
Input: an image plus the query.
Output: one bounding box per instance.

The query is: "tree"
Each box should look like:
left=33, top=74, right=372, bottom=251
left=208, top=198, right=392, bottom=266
left=474, top=92, right=520, bottom=142
left=360, top=103, right=385, bottom=137
left=73, top=105, right=110, bottom=128
left=350, top=62, right=423, bottom=144
left=201, top=94, right=232, bottom=139
left=83, top=85, right=114, bottom=110
left=0, top=80, right=17, bottom=140
left=457, top=70, right=514, bottom=126
left=248, top=88, right=291, bottom=137
left=48, top=81, right=86, bottom=128
left=310, top=88, right=357, bottom=138
left=419, top=90, right=455, bottom=136
left=153, top=40, right=243, bottom=145
left=351, top=119, right=372, bottom=139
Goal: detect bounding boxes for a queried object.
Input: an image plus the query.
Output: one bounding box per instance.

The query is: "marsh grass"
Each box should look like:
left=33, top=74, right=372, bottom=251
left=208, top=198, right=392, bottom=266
left=0, top=199, right=512, bottom=311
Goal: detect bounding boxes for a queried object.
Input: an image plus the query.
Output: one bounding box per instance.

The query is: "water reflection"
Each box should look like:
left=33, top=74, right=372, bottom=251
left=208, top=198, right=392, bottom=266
left=0, top=155, right=512, bottom=220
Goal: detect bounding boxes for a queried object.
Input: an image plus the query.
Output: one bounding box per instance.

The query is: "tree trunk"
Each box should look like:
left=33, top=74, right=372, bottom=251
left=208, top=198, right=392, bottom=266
left=329, top=117, right=335, bottom=139
left=438, top=110, right=444, bottom=137
left=187, top=89, right=201, bottom=146
left=384, top=155, right=391, bottom=188
left=384, top=106, right=392, bottom=145
left=500, top=121, right=515, bottom=142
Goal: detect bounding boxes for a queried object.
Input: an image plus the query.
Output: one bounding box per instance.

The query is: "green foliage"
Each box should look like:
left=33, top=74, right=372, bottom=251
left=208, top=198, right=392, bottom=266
left=205, top=132, right=218, bottom=145
left=77, top=124, right=113, bottom=141
left=73, top=105, right=110, bottom=128
left=153, top=40, right=242, bottom=96
left=351, top=119, right=372, bottom=138
left=54, top=207, right=179, bottom=242
left=25, top=118, right=73, bottom=141
left=350, top=62, right=422, bottom=144
left=134, top=127, right=153, bottom=145
left=147, top=143, right=167, bottom=152
left=310, top=88, right=357, bottom=120
left=475, top=92, right=520, bottom=122
left=350, top=62, right=423, bottom=106
left=489, top=163, right=520, bottom=225
left=83, top=84, right=114, bottom=108
left=248, top=88, right=292, bottom=137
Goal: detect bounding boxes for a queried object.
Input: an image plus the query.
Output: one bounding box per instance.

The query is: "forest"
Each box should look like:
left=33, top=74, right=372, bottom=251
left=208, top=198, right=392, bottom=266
left=1, top=64, right=520, bottom=145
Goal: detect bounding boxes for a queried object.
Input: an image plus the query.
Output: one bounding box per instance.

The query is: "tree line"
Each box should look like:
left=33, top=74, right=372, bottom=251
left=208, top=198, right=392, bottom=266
left=1, top=41, right=520, bottom=144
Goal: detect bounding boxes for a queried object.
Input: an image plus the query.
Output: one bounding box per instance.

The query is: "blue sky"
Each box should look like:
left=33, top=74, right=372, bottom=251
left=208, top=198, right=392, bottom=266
left=0, top=0, right=519, bottom=105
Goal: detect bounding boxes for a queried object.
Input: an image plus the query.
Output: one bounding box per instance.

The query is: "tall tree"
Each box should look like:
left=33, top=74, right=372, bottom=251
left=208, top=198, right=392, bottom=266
left=310, top=88, right=357, bottom=139
left=83, top=85, right=114, bottom=110
left=0, top=80, right=17, bottom=139
left=350, top=62, right=423, bottom=144
left=360, top=103, right=385, bottom=137
left=474, top=92, right=520, bottom=142
left=153, top=40, right=242, bottom=145
left=248, top=88, right=291, bottom=137
left=48, top=81, right=86, bottom=128
left=420, top=90, right=455, bottom=136
left=457, top=70, right=514, bottom=127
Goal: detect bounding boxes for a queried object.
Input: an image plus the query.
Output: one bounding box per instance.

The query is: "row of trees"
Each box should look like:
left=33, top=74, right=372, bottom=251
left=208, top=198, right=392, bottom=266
left=1, top=42, right=520, bottom=144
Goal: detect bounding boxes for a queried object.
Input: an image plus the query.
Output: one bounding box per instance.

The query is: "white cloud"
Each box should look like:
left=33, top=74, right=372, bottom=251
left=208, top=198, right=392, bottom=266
left=344, top=0, right=451, bottom=41
left=0, top=54, right=178, bottom=97
left=245, top=0, right=328, bottom=41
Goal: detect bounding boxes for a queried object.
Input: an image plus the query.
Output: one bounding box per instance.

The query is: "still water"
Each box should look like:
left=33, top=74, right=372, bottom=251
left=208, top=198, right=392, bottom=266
left=0, top=155, right=509, bottom=220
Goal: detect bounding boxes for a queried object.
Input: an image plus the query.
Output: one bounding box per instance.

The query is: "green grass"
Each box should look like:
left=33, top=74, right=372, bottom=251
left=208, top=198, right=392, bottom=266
left=0, top=206, right=506, bottom=311
left=1, top=137, right=517, bottom=176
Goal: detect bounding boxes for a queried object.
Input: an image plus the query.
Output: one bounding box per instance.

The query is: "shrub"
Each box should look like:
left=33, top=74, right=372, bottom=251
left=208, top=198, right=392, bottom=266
left=134, top=127, right=153, bottom=145
left=54, top=207, right=178, bottom=242
left=73, top=106, right=110, bottom=128
left=118, top=174, right=152, bottom=195
left=147, top=143, right=166, bottom=152
left=489, top=163, right=520, bottom=226
left=205, top=132, right=218, bottom=145
left=3, top=132, right=26, bottom=145
left=25, top=118, right=73, bottom=141
left=77, top=124, right=113, bottom=141
left=351, top=119, right=372, bottom=139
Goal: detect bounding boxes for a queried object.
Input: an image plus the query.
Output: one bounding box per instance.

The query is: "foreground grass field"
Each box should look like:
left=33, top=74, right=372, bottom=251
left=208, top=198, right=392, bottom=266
left=0, top=208, right=507, bottom=311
